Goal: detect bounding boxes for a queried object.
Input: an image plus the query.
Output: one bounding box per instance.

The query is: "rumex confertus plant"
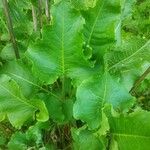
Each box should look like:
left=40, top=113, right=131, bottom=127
left=0, top=0, right=150, bottom=149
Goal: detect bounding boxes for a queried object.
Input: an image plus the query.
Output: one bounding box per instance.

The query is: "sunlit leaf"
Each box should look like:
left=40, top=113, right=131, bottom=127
left=26, top=0, right=92, bottom=84
left=0, top=74, right=49, bottom=128
left=82, top=0, right=121, bottom=57
left=108, top=110, right=150, bottom=150
left=74, top=72, right=134, bottom=129
left=0, top=60, right=37, bottom=97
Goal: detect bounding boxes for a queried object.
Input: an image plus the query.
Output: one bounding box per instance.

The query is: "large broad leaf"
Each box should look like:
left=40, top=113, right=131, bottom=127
left=0, top=74, right=49, bottom=128
left=108, top=110, right=150, bottom=150
left=105, top=38, right=150, bottom=72
left=72, top=127, right=104, bottom=150
left=26, top=0, right=92, bottom=84
left=105, top=38, right=150, bottom=92
left=71, top=0, right=97, bottom=10
left=82, top=0, right=121, bottom=56
left=0, top=60, right=37, bottom=98
left=73, top=72, right=134, bottom=129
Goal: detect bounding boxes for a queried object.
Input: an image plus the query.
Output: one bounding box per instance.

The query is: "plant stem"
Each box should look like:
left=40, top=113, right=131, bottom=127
left=38, top=0, right=43, bottom=30
left=32, top=5, right=38, bottom=32
left=45, top=0, right=50, bottom=23
left=62, top=75, right=65, bottom=100
left=130, top=66, right=150, bottom=95
left=106, top=133, right=112, bottom=150
left=2, top=0, right=20, bottom=59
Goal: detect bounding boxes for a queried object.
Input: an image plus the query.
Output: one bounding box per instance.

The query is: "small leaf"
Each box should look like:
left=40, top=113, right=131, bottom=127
left=8, top=122, right=49, bottom=149
left=72, top=127, right=104, bottom=150
left=0, top=113, right=5, bottom=122
left=43, top=94, right=73, bottom=123
left=8, top=132, right=27, bottom=150
left=96, top=112, right=110, bottom=136
left=0, top=44, right=15, bottom=60
left=26, top=122, right=49, bottom=146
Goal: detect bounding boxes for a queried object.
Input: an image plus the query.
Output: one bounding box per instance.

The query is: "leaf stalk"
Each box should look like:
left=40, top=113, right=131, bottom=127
left=130, top=66, right=150, bottom=95
left=2, top=0, right=20, bottom=59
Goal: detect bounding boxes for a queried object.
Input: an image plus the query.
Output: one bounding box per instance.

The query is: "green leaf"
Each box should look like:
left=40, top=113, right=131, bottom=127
left=0, top=44, right=15, bottom=60
left=0, top=1, right=3, bottom=8
left=43, top=94, right=73, bottom=123
left=1, top=60, right=37, bottom=98
left=44, top=96, right=64, bottom=122
left=26, top=122, right=49, bottom=146
left=8, top=122, right=49, bottom=149
left=8, top=132, right=27, bottom=150
left=71, top=0, right=97, bottom=10
left=106, top=38, right=150, bottom=72
left=0, top=113, right=5, bottom=122
left=0, top=74, right=49, bottom=128
left=109, top=139, right=118, bottom=150
left=121, top=0, right=136, bottom=19
left=72, top=127, right=104, bottom=150
left=96, top=112, right=109, bottom=136
left=74, top=72, right=134, bottom=129
left=9, top=0, right=31, bottom=10
left=0, top=43, right=28, bottom=61
left=0, top=136, right=6, bottom=146
left=9, top=0, right=31, bottom=26
left=115, top=0, right=136, bottom=46
left=26, top=0, right=92, bottom=84
left=82, top=0, right=121, bottom=56
left=30, top=99, right=49, bottom=122
left=108, top=110, right=150, bottom=150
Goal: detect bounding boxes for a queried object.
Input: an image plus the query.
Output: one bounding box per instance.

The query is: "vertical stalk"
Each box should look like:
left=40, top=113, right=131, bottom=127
left=45, top=0, right=50, bottom=23
left=2, top=0, right=20, bottom=59
left=62, top=76, right=65, bottom=100
left=32, top=5, right=38, bottom=31
left=38, top=0, right=43, bottom=30
left=130, top=66, right=150, bottom=95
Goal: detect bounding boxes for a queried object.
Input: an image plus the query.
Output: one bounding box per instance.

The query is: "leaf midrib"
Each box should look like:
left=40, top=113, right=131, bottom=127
left=108, top=40, right=150, bottom=70
left=87, top=0, right=105, bottom=44
left=102, top=73, right=107, bottom=105
left=113, top=133, right=150, bottom=139
left=0, top=84, right=35, bottom=109
left=61, top=4, right=65, bottom=75
left=9, top=73, right=60, bottom=100
left=61, top=3, right=65, bottom=98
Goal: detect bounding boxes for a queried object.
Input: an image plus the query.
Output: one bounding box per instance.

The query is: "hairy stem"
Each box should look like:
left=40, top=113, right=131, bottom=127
left=2, top=0, right=20, bottom=59
left=130, top=66, right=150, bottom=95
